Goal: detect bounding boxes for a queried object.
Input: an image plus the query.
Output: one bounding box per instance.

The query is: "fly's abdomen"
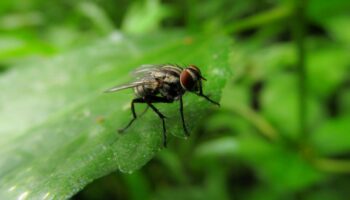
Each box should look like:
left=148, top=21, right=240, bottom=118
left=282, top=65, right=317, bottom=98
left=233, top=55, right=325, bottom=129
left=134, top=85, right=143, bottom=97
left=134, top=82, right=158, bottom=97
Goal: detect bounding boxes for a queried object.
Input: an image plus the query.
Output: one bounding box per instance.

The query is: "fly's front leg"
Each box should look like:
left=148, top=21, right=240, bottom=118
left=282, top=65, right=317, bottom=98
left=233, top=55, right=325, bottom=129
left=118, top=98, right=145, bottom=133
left=197, top=80, right=220, bottom=106
left=198, top=93, right=220, bottom=106
left=179, top=97, right=189, bottom=137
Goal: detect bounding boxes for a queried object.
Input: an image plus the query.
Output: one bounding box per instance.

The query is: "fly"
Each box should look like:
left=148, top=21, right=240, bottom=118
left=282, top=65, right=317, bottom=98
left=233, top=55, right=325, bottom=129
left=105, top=64, right=219, bottom=147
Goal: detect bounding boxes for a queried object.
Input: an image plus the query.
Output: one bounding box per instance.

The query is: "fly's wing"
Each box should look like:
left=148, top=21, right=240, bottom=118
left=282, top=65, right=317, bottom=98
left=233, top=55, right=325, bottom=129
left=132, top=64, right=182, bottom=79
left=105, top=64, right=166, bottom=93
left=132, top=64, right=164, bottom=78
left=104, top=80, right=154, bottom=93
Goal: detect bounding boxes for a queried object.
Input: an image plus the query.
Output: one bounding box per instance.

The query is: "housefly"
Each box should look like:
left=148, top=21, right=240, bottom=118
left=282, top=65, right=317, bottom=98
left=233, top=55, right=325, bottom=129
left=105, top=64, right=219, bottom=147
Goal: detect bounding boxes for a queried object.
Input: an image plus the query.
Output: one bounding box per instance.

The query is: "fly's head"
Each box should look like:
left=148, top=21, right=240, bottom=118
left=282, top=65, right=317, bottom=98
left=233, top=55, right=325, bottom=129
left=179, top=64, right=206, bottom=93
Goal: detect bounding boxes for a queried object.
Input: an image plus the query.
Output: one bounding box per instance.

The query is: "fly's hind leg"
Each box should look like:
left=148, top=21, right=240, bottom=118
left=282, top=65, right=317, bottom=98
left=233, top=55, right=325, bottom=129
left=118, top=97, right=145, bottom=133
left=139, top=105, right=149, bottom=118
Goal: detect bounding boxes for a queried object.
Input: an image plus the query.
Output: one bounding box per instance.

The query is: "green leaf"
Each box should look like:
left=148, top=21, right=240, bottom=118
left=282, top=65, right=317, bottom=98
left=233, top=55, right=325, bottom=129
left=307, top=46, right=350, bottom=98
left=153, top=186, right=211, bottom=200
left=195, top=134, right=324, bottom=192
left=261, top=74, right=324, bottom=139
left=0, top=34, right=55, bottom=64
left=0, top=31, right=231, bottom=199
left=311, top=115, right=350, bottom=155
left=121, top=0, right=168, bottom=34
left=340, top=89, right=350, bottom=115
left=307, top=0, right=350, bottom=23
left=323, top=15, right=350, bottom=45
left=229, top=42, right=297, bottom=86
left=77, top=2, right=115, bottom=35
left=195, top=136, right=239, bottom=158
left=238, top=138, right=323, bottom=192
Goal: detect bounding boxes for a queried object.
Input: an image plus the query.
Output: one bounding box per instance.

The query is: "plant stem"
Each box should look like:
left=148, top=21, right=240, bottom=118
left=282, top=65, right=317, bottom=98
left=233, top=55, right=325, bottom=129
left=228, top=105, right=279, bottom=142
left=224, top=5, right=293, bottom=34
left=292, top=0, right=307, bottom=140
left=313, top=158, right=350, bottom=174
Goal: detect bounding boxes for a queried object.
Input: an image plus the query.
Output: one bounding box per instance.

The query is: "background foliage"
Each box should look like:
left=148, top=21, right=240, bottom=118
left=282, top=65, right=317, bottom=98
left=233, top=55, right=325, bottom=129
left=1, top=0, right=350, bottom=199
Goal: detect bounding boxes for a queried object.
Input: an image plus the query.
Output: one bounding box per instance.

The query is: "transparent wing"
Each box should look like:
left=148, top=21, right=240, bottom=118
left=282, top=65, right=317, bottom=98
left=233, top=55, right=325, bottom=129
left=105, top=64, right=168, bottom=93
left=132, top=64, right=182, bottom=79
left=104, top=80, right=153, bottom=93
left=131, top=64, right=163, bottom=78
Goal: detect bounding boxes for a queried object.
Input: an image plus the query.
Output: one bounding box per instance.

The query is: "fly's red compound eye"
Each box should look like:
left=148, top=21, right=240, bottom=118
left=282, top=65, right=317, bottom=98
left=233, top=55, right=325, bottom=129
left=188, top=64, right=207, bottom=80
left=188, top=65, right=201, bottom=74
left=180, top=68, right=199, bottom=91
left=188, top=65, right=201, bottom=75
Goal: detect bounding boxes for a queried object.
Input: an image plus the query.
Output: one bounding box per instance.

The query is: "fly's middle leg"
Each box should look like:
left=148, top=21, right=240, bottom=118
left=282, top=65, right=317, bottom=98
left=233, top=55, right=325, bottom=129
left=144, top=96, right=174, bottom=147
left=118, top=98, right=145, bottom=133
left=147, top=102, right=168, bottom=147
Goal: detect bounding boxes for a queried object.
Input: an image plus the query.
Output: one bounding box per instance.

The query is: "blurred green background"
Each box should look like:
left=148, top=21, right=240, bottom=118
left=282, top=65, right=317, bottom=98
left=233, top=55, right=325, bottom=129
left=1, top=0, right=350, bottom=199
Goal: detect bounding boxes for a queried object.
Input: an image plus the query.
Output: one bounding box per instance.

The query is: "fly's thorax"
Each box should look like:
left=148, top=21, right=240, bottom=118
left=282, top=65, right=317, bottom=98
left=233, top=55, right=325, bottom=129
left=161, top=65, right=182, bottom=76
left=152, top=65, right=183, bottom=100
left=159, top=76, right=185, bottom=100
